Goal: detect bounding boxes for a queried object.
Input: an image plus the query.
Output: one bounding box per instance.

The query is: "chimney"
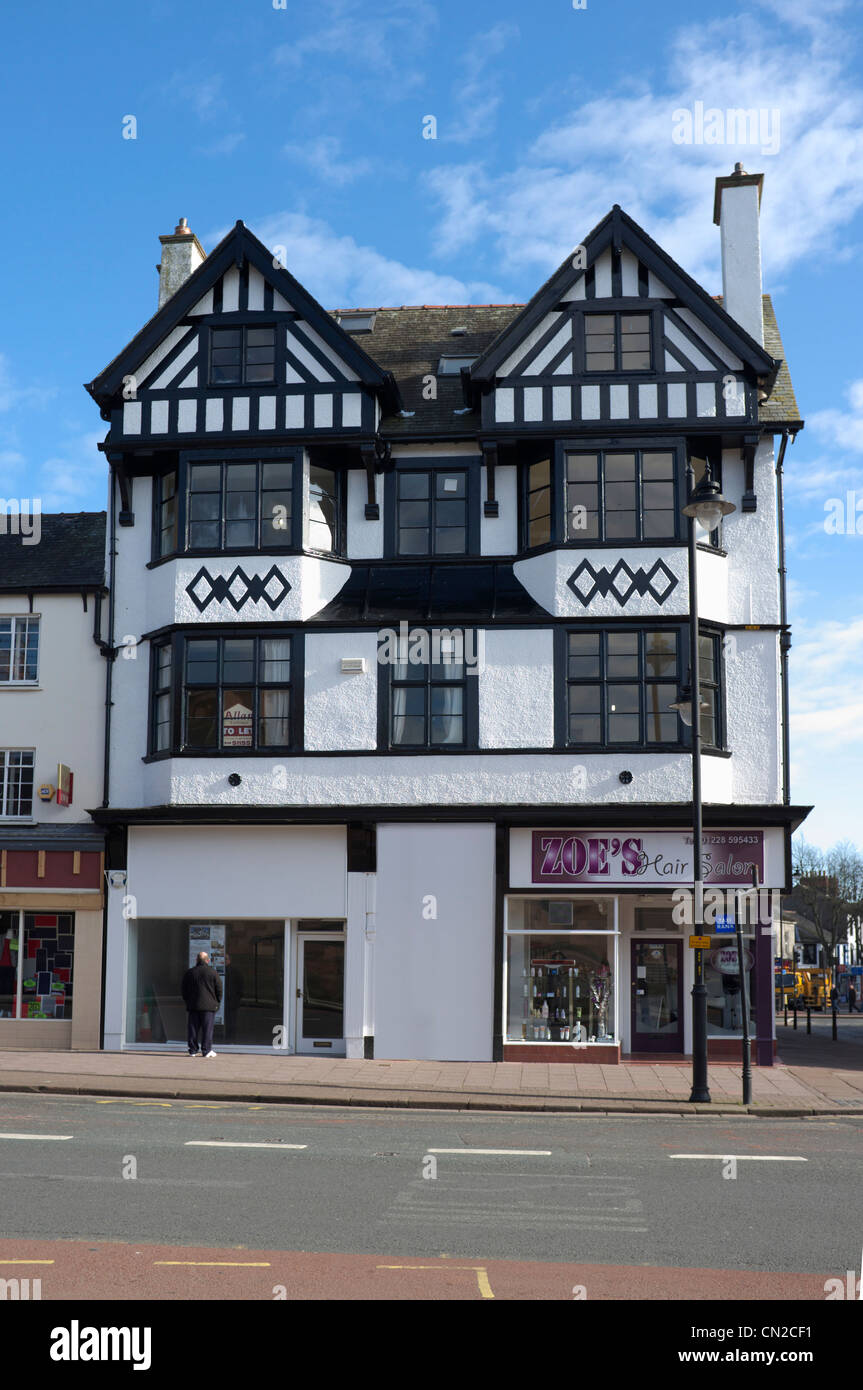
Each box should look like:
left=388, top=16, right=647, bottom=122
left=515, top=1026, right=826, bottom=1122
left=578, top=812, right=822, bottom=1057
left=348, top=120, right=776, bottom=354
left=157, top=218, right=205, bottom=308
left=713, top=164, right=764, bottom=346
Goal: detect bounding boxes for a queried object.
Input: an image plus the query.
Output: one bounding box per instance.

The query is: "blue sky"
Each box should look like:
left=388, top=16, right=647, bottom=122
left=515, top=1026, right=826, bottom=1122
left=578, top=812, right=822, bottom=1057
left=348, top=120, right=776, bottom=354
left=1, top=0, right=861, bottom=851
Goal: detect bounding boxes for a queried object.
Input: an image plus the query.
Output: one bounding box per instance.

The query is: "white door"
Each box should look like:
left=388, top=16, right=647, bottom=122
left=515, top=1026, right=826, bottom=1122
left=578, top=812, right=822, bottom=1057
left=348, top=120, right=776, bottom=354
left=295, top=933, right=345, bottom=1056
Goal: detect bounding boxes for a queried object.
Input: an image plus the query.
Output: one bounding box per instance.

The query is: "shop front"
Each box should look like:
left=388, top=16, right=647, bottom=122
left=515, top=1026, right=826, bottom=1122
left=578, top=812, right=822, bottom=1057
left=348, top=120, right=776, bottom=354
left=0, top=829, right=105, bottom=1050
left=503, top=826, right=783, bottom=1064
left=104, top=825, right=357, bottom=1055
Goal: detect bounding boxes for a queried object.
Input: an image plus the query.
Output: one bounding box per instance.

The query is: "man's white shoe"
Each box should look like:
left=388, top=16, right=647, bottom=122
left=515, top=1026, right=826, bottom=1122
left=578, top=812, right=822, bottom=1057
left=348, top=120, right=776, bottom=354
left=205, top=1050, right=217, bottom=1058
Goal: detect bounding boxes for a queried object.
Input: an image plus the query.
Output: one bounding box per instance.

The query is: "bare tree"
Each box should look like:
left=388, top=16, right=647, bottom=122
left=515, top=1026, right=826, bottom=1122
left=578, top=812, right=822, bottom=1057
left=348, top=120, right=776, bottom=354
left=789, top=837, right=863, bottom=971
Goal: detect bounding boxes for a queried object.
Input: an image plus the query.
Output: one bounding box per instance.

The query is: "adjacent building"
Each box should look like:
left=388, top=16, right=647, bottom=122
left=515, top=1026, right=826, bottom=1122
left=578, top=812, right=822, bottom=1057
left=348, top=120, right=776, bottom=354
left=85, top=170, right=809, bottom=1062
left=0, top=512, right=107, bottom=1049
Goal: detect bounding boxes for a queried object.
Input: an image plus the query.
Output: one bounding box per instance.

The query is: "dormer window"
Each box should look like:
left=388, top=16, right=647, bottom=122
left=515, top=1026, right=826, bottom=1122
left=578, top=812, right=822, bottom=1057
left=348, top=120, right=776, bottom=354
left=209, top=326, right=276, bottom=385
left=584, top=313, right=651, bottom=372
left=437, top=356, right=478, bottom=374
left=336, top=312, right=376, bottom=333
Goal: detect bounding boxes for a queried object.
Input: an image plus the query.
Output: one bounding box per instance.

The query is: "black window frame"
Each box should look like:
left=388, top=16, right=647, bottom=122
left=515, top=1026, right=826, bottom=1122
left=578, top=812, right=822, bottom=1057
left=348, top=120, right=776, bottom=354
left=520, top=438, right=685, bottom=551
left=208, top=324, right=277, bottom=387
left=384, top=458, right=480, bottom=559
left=151, top=449, right=345, bottom=561
left=583, top=310, right=653, bottom=373
left=554, top=623, right=725, bottom=753
left=147, top=629, right=304, bottom=758
left=377, top=626, right=479, bottom=751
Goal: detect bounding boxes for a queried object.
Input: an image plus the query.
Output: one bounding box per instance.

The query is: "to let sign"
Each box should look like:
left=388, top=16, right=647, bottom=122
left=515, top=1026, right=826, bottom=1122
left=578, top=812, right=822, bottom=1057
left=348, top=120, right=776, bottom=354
left=531, top=831, right=764, bottom=887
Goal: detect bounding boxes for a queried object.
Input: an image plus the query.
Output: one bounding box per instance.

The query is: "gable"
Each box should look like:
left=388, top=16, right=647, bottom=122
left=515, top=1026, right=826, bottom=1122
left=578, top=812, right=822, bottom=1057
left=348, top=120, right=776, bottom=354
left=87, top=222, right=398, bottom=444
left=471, top=207, right=776, bottom=433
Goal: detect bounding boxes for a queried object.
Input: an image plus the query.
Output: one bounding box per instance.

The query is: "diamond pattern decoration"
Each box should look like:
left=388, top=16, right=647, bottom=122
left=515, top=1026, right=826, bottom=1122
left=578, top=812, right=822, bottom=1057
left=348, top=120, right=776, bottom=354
left=566, top=557, right=679, bottom=608
left=186, top=565, right=292, bottom=613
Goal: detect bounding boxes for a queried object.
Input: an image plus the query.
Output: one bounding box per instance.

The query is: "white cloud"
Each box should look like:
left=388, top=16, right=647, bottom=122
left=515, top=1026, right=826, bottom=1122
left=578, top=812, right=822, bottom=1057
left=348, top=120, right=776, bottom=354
left=201, top=132, right=246, bottom=158
left=808, top=379, right=863, bottom=454
left=0, top=354, right=52, bottom=415
left=283, top=136, right=372, bottom=186
left=443, top=21, right=519, bottom=145
left=273, top=0, right=436, bottom=79
left=424, top=6, right=863, bottom=286
left=789, top=616, right=863, bottom=749
left=208, top=210, right=509, bottom=307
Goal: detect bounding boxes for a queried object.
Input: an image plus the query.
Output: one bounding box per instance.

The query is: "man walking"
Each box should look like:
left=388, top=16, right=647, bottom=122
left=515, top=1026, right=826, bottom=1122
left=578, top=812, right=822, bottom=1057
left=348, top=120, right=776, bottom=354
left=181, top=951, right=222, bottom=1058
left=849, top=983, right=859, bottom=1014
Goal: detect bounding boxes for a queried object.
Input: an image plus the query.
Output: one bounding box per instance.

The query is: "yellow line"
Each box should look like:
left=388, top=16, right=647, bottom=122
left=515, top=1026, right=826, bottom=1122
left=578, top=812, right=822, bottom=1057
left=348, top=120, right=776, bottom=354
left=377, top=1264, right=485, bottom=1271
left=95, top=1099, right=172, bottom=1107
left=376, top=1263, right=494, bottom=1299
left=0, top=1260, right=54, bottom=1265
left=153, top=1261, right=271, bottom=1267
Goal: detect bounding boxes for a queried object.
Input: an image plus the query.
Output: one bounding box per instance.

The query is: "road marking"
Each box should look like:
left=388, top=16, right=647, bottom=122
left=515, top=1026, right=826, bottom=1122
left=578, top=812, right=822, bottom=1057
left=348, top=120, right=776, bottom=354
left=154, top=1261, right=271, bottom=1267
left=0, top=1259, right=54, bottom=1265
left=184, top=1141, right=307, bottom=1149
left=96, top=1099, right=172, bottom=1107
left=427, top=1148, right=552, bottom=1157
left=376, top=1265, right=494, bottom=1300
left=669, top=1154, right=807, bottom=1162
left=0, top=1133, right=73, bottom=1141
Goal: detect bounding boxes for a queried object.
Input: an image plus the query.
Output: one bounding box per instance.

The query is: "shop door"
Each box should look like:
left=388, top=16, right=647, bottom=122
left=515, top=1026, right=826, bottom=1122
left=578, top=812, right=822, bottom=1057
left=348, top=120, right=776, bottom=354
left=295, top=934, right=345, bottom=1056
left=630, top=940, right=683, bottom=1052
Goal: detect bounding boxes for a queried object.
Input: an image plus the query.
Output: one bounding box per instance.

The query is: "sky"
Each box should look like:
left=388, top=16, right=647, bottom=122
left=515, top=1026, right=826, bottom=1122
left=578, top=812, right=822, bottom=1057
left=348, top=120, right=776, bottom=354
left=0, top=0, right=861, bottom=852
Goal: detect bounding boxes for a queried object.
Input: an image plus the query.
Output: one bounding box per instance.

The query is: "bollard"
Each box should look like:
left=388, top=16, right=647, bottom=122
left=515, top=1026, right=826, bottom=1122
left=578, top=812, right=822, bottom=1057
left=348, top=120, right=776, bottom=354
left=832, top=1004, right=838, bottom=1041
left=806, top=1007, right=811, bottom=1034
left=784, top=1004, right=788, bottom=1027
left=793, top=999, right=798, bottom=1030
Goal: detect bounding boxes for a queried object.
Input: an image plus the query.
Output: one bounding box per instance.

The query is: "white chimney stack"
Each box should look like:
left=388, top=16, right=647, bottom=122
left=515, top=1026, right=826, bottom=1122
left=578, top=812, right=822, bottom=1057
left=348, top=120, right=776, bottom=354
left=157, top=218, right=205, bottom=308
left=713, top=165, right=764, bottom=346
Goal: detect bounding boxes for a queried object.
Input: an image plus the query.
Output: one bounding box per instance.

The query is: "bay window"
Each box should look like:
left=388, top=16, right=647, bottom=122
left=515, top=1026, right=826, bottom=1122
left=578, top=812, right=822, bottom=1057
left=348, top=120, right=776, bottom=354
left=149, top=632, right=299, bottom=756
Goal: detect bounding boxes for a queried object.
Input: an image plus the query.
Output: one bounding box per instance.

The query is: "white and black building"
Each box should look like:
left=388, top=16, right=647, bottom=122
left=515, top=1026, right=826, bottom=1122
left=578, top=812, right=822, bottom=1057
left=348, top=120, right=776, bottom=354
left=0, top=513, right=107, bottom=1050
left=86, top=173, right=809, bottom=1063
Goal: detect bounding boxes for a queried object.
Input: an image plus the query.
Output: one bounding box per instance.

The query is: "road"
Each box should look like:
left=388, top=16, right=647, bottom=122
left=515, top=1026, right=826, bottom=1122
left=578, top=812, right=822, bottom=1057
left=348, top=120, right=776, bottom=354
left=0, top=1092, right=859, bottom=1300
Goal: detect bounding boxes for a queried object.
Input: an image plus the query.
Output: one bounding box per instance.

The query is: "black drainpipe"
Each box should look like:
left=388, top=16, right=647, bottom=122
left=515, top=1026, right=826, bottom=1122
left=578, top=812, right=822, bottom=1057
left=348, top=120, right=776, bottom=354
left=102, top=465, right=118, bottom=807
left=97, top=464, right=119, bottom=1049
left=775, top=428, right=792, bottom=806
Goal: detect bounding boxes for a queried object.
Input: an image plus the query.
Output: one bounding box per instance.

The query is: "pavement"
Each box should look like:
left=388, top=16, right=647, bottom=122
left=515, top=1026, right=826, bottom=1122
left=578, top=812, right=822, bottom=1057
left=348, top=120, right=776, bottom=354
left=1, top=1013, right=862, bottom=1114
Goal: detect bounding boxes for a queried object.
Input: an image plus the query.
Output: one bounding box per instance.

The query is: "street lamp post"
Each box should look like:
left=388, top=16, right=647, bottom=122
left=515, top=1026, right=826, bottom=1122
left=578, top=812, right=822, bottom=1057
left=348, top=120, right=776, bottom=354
left=676, top=459, right=736, bottom=1105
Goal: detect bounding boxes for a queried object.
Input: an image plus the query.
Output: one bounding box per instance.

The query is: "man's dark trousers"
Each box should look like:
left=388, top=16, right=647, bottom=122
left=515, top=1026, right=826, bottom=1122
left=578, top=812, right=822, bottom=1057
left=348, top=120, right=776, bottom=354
left=187, top=1010, right=215, bottom=1055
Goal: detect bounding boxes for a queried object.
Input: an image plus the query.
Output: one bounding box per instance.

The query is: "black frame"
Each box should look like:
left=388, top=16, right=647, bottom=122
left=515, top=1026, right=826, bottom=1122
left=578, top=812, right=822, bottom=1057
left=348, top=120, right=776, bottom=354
left=520, top=438, right=684, bottom=551
left=148, top=629, right=304, bottom=757
left=583, top=309, right=653, bottom=373
left=384, top=458, right=481, bottom=559
left=554, top=622, right=725, bottom=752
left=208, top=324, right=276, bottom=387
left=151, top=449, right=344, bottom=560
left=377, top=626, right=479, bottom=751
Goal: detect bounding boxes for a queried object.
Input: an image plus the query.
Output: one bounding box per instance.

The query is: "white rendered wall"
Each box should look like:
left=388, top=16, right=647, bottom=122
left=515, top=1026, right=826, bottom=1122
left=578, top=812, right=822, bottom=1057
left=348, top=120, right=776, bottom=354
left=479, top=628, right=554, bottom=747
left=0, top=590, right=105, bottom=816
left=346, top=470, right=383, bottom=560
left=142, top=749, right=694, bottom=808
left=726, top=630, right=781, bottom=802
left=480, top=465, right=517, bottom=555
left=374, top=823, right=495, bottom=1060
left=304, top=631, right=379, bottom=750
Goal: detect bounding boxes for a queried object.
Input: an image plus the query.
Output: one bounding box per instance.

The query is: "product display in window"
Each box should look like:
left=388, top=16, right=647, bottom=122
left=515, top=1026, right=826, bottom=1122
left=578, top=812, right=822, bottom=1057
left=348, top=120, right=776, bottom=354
left=506, top=930, right=616, bottom=1043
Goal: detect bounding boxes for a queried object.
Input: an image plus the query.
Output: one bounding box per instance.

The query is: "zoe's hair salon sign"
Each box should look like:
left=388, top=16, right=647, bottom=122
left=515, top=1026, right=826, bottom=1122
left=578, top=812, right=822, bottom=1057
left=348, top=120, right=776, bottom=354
left=530, top=831, right=764, bottom=887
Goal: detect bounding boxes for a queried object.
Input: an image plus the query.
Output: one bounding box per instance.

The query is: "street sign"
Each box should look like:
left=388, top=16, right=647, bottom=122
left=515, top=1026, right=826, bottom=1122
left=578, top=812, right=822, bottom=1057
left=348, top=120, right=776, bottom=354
left=689, top=935, right=711, bottom=949
left=715, top=915, right=735, bottom=933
